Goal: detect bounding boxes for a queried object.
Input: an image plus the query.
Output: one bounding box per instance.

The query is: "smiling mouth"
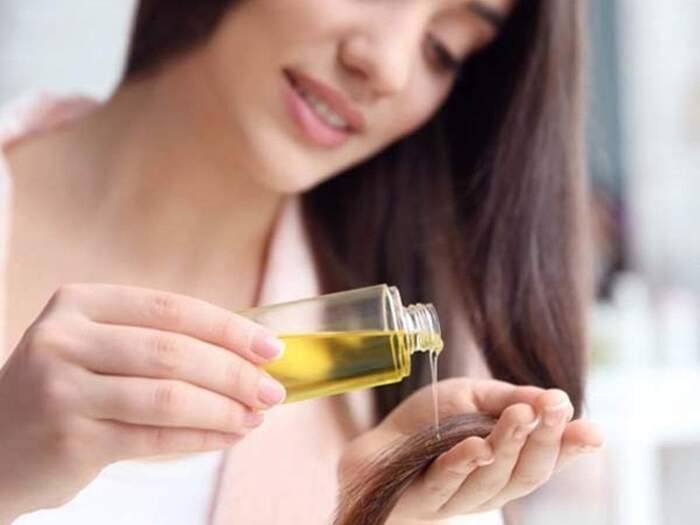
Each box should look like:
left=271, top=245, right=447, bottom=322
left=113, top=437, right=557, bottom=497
left=281, top=69, right=360, bottom=149
left=288, top=76, right=351, bottom=132
left=284, top=69, right=365, bottom=134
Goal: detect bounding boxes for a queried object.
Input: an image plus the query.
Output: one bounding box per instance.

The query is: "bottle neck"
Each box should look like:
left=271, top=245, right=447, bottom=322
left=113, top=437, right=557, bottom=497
left=402, top=303, right=443, bottom=354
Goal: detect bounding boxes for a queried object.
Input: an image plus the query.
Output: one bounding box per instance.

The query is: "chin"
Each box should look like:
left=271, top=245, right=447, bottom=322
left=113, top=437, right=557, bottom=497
left=243, top=131, right=340, bottom=195
left=266, top=172, right=323, bottom=195
left=254, top=153, right=329, bottom=195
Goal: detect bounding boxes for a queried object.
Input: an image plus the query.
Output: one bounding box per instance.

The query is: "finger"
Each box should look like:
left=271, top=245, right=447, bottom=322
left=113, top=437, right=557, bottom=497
left=58, top=284, right=283, bottom=364
left=392, top=378, right=545, bottom=427
left=417, top=437, right=494, bottom=512
left=554, top=419, right=606, bottom=473
left=470, top=379, right=546, bottom=416
left=83, top=373, right=265, bottom=435
left=98, top=420, right=244, bottom=461
left=74, top=323, right=286, bottom=410
left=477, top=389, right=573, bottom=510
left=440, top=403, right=537, bottom=514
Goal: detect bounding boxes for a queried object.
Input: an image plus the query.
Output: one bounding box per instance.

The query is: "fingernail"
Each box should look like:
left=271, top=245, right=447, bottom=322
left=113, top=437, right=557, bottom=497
left=245, top=410, right=264, bottom=428
left=258, top=376, right=286, bottom=406
left=253, top=333, right=285, bottom=360
left=513, top=416, right=541, bottom=440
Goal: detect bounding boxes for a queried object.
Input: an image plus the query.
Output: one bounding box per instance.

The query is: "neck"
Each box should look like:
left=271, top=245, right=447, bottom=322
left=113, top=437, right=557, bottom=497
left=45, top=56, right=285, bottom=307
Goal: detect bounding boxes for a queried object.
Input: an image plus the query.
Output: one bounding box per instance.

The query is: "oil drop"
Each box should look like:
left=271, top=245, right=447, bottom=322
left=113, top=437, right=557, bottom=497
left=428, top=346, right=442, bottom=440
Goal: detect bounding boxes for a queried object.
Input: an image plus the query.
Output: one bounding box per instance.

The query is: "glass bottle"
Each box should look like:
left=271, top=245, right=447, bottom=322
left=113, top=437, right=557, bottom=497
left=237, top=284, right=443, bottom=403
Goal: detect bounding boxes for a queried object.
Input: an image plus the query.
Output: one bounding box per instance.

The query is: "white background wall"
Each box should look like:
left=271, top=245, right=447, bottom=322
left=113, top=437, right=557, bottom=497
left=0, top=0, right=136, bottom=104
left=618, top=0, right=700, bottom=294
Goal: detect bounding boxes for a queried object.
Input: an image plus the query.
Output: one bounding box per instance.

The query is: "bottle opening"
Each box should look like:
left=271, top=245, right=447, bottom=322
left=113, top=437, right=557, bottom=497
left=404, top=303, right=443, bottom=354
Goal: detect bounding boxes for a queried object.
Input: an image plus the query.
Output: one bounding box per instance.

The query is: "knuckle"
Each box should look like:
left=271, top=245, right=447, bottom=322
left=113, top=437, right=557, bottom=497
left=152, top=382, right=181, bottom=416
left=150, top=334, right=181, bottom=376
left=239, top=321, right=257, bottom=354
left=225, top=358, right=245, bottom=392
left=423, top=479, right=452, bottom=500
left=215, top=314, right=236, bottom=346
left=50, top=284, right=82, bottom=308
left=199, top=430, right=213, bottom=450
left=38, top=376, right=74, bottom=414
left=227, top=359, right=259, bottom=401
left=27, top=322, right=69, bottom=355
left=108, top=386, right=132, bottom=417
left=151, top=427, right=172, bottom=453
left=470, top=478, right=502, bottom=495
left=217, top=314, right=255, bottom=354
left=224, top=402, right=247, bottom=433
left=148, top=293, right=181, bottom=326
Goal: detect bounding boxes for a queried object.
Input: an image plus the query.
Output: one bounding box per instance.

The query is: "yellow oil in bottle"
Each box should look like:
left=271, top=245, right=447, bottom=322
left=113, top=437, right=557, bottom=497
left=262, top=330, right=443, bottom=405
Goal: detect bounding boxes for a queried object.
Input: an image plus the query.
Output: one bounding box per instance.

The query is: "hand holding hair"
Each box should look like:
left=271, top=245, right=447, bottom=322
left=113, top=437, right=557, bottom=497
left=335, top=377, right=605, bottom=525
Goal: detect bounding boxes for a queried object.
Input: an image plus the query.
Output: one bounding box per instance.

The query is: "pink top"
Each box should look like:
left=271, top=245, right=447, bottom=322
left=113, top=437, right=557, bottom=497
left=0, top=93, right=500, bottom=525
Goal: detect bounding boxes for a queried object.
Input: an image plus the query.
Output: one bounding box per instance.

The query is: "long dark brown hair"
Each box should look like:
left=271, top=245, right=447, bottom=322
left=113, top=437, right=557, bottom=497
left=124, top=1, right=589, bottom=522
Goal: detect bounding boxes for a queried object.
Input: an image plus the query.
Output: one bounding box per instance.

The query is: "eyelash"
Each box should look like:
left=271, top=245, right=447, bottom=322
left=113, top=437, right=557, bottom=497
left=427, top=36, right=461, bottom=73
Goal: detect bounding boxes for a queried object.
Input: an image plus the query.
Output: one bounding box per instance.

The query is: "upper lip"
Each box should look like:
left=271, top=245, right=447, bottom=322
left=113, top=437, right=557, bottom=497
left=285, top=68, right=366, bottom=133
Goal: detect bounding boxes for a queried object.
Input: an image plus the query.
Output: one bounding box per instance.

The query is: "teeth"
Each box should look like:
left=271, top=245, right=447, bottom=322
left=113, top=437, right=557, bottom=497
left=297, top=86, right=349, bottom=130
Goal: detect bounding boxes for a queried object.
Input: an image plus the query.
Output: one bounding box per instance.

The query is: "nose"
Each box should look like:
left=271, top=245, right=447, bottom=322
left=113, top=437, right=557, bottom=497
left=339, top=20, right=419, bottom=99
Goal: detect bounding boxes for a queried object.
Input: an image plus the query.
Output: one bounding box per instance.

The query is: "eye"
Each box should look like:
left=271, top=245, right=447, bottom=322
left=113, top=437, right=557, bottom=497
left=426, top=35, right=462, bottom=74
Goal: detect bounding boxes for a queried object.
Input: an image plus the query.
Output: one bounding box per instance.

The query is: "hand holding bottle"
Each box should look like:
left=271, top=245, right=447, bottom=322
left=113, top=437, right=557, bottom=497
left=0, top=284, right=286, bottom=522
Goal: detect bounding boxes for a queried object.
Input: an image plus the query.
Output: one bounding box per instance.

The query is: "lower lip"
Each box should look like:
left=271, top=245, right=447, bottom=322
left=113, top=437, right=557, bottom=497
left=283, top=72, right=352, bottom=148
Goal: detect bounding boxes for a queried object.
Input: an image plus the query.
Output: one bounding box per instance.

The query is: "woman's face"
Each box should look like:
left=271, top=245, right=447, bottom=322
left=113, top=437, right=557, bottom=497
left=200, top=0, right=514, bottom=193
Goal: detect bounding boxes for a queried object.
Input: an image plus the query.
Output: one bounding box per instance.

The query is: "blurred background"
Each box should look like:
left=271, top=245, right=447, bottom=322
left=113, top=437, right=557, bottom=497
left=1, top=1, right=698, bottom=524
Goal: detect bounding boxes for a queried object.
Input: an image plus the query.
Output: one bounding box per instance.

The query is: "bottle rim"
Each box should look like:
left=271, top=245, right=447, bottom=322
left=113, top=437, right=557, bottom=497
left=386, top=285, right=404, bottom=332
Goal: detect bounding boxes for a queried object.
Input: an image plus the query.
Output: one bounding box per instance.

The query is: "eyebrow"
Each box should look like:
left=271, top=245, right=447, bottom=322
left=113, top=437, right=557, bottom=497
left=465, top=1, right=506, bottom=29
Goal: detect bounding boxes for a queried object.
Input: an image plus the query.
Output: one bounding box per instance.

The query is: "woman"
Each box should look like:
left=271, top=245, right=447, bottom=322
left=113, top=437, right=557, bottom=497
left=0, top=0, right=604, bottom=524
